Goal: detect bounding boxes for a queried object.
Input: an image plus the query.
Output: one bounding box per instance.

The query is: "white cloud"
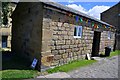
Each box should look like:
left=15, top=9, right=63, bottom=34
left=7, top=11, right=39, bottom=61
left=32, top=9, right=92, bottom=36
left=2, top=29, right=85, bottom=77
left=88, top=5, right=110, bottom=19
left=66, top=4, right=110, bottom=19
left=66, top=4, right=87, bottom=14
left=54, top=0, right=119, bottom=2
left=68, top=0, right=75, bottom=3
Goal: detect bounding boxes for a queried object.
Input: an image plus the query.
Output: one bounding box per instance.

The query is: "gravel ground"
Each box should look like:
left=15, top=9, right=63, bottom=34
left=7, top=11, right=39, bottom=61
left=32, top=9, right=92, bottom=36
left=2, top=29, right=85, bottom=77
left=68, top=56, right=119, bottom=78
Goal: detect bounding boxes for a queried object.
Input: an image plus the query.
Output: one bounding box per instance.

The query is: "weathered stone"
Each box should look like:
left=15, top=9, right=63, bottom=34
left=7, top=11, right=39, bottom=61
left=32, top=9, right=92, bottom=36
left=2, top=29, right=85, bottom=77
left=43, top=21, right=50, bottom=29
left=56, top=46, right=61, bottom=50
left=62, top=54, right=68, bottom=59
left=54, top=55, right=61, bottom=60
left=58, top=50, right=65, bottom=54
left=51, top=50, right=59, bottom=55
left=42, top=29, right=52, bottom=40
left=65, top=40, right=71, bottom=45
left=57, top=22, right=63, bottom=27
left=57, top=40, right=64, bottom=45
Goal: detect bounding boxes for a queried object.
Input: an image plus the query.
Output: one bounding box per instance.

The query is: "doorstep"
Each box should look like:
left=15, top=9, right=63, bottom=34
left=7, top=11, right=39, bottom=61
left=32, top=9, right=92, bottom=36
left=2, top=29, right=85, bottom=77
left=91, top=57, right=107, bottom=61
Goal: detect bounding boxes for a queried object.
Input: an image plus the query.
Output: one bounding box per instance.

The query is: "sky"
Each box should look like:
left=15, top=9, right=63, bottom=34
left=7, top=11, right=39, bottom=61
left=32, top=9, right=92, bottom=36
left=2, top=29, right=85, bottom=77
left=53, top=0, right=119, bottom=20
left=8, top=0, right=119, bottom=19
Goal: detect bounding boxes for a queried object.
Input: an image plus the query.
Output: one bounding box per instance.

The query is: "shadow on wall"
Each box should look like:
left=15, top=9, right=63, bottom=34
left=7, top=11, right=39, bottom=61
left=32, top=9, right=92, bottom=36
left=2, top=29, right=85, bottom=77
left=2, top=51, right=32, bottom=70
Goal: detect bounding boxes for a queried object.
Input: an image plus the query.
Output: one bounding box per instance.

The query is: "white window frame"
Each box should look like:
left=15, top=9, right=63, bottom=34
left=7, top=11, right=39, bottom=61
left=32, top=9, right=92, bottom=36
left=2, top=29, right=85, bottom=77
left=74, top=26, right=83, bottom=38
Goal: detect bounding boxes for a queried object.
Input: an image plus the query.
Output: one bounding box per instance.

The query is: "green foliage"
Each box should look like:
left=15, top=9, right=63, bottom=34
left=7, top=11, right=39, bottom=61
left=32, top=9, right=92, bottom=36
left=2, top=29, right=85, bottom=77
left=47, top=60, right=97, bottom=73
left=2, top=2, right=12, bottom=25
left=109, top=50, right=120, bottom=57
left=0, top=48, right=2, bottom=51
left=2, top=2, right=9, bottom=25
left=0, top=48, right=4, bottom=52
left=1, top=70, right=38, bottom=79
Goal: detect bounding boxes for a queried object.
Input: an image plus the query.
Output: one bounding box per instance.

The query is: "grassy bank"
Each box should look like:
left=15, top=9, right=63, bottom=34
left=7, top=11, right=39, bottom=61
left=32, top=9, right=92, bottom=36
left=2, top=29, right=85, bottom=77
left=1, top=50, right=120, bottom=79
left=1, top=52, right=40, bottom=79
left=1, top=70, right=39, bottom=79
left=109, top=50, right=120, bottom=57
left=47, top=50, right=120, bottom=73
left=47, top=60, right=97, bottom=73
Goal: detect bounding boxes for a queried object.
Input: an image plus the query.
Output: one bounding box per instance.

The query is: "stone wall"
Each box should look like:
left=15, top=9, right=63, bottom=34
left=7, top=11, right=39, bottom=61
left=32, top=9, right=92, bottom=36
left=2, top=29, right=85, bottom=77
left=101, top=2, right=120, bottom=50
left=41, top=7, right=94, bottom=68
left=0, top=27, right=11, bottom=48
left=12, top=3, right=115, bottom=70
left=41, top=7, right=115, bottom=68
left=12, top=3, right=43, bottom=65
left=100, top=31, right=115, bottom=54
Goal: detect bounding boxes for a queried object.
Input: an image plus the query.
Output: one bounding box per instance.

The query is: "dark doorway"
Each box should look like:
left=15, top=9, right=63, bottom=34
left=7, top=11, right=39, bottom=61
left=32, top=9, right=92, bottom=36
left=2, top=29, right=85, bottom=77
left=91, top=31, right=101, bottom=57
left=2, top=36, right=8, bottom=48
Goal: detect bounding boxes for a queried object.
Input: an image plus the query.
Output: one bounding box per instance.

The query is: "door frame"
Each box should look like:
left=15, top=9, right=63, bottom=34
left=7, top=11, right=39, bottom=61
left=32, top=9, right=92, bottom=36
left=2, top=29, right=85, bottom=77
left=91, top=31, right=101, bottom=57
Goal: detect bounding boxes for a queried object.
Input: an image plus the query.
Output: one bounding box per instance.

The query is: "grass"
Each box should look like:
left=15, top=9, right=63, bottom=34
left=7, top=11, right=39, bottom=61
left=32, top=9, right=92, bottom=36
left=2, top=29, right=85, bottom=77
left=0, top=48, right=2, bottom=52
left=47, top=50, right=120, bottom=73
left=1, top=51, right=40, bottom=79
left=109, top=50, right=120, bottom=57
left=1, top=50, right=120, bottom=79
left=47, top=59, right=97, bottom=73
left=1, top=70, right=39, bottom=79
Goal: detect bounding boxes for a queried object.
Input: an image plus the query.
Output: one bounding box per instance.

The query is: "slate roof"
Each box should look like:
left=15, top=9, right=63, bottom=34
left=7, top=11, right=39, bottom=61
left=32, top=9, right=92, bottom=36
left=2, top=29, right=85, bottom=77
left=41, top=1, right=115, bottom=27
left=12, top=0, right=115, bottom=28
left=102, top=2, right=120, bottom=14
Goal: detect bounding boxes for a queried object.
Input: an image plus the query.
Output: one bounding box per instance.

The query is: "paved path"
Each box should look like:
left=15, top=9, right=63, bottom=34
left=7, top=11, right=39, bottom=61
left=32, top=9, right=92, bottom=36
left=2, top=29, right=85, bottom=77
left=37, top=55, right=119, bottom=78
left=37, top=72, right=71, bottom=78
left=68, top=56, right=119, bottom=78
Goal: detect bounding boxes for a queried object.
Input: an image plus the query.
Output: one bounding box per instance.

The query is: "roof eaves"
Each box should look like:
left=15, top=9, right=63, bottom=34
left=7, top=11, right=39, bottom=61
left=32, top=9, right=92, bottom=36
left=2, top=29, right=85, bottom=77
left=42, top=1, right=115, bottom=27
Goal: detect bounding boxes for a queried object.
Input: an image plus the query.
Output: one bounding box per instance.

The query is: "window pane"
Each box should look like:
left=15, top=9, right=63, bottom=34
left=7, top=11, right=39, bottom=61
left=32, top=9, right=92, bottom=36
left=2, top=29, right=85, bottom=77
left=74, top=27, right=77, bottom=36
left=78, top=26, right=82, bottom=38
left=74, top=26, right=82, bottom=38
left=2, top=36, right=8, bottom=48
left=108, top=31, right=111, bottom=39
left=78, top=27, right=81, bottom=36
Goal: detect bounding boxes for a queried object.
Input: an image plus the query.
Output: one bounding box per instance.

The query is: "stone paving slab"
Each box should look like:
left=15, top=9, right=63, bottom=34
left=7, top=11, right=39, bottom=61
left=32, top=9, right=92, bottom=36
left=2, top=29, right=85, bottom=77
left=37, top=55, right=119, bottom=78
left=68, top=56, right=119, bottom=78
left=37, top=72, right=71, bottom=78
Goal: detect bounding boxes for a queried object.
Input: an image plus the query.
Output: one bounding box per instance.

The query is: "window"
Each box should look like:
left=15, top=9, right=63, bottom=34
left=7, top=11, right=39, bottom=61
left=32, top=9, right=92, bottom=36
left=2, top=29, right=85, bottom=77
left=108, top=31, right=111, bottom=39
left=74, top=26, right=82, bottom=38
left=2, top=36, right=8, bottom=48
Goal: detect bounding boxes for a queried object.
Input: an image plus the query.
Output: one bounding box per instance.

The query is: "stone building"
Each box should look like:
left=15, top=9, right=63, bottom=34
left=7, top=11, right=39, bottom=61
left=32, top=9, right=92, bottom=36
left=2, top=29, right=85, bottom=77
left=0, top=2, right=16, bottom=50
left=101, top=2, right=120, bottom=50
left=12, top=2, right=116, bottom=71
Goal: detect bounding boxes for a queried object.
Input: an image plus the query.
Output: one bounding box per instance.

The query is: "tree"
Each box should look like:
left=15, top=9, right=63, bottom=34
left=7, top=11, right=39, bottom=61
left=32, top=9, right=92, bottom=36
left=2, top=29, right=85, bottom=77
left=2, top=2, right=12, bottom=25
